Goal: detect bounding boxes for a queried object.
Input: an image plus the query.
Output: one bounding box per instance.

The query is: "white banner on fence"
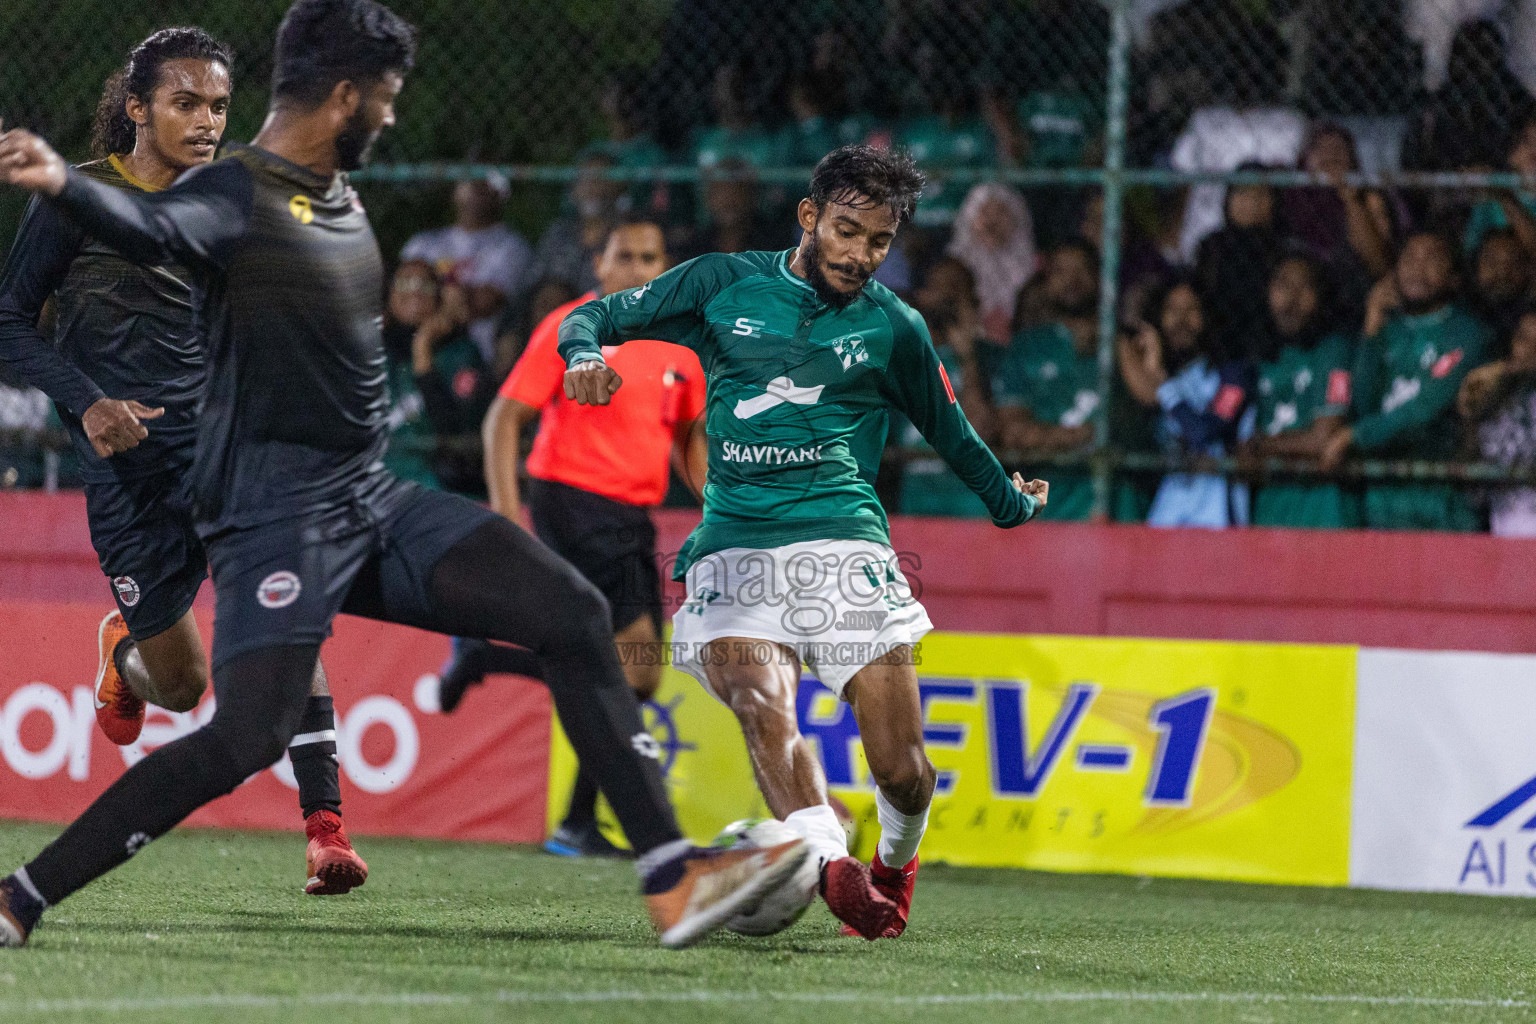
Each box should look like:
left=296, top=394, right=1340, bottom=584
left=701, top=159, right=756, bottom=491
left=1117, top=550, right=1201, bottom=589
left=1351, top=648, right=1536, bottom=896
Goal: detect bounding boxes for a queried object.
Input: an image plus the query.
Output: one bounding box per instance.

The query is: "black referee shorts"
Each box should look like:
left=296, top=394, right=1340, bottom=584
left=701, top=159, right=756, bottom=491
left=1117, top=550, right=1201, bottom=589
left=526, top=477, right=662, bottom=634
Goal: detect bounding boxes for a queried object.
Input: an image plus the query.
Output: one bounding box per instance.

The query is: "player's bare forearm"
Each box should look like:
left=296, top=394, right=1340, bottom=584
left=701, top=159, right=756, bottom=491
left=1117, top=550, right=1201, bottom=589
left=1260, top=417, right=1345, bottom=461
left=482, top=396, right=532, bottom=520
left=673, top=417, right=708, bottom=501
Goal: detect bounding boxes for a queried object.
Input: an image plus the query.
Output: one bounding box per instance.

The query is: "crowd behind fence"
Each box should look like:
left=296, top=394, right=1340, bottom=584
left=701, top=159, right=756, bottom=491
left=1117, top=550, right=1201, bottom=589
left=6, top=0, right=1536, bottom=533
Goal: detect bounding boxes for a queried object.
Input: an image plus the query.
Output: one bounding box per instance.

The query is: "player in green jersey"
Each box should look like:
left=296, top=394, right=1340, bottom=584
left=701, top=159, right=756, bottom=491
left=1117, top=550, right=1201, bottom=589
left=560, top=146, right=1049, bottom=940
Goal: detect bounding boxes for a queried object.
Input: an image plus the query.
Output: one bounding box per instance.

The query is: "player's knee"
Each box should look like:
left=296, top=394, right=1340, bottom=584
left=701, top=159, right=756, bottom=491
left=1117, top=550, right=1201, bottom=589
left=545, top=574, right=614, bottom=652
left=626, top=661, right=662, bottom=702
left=872, top=747, right=935, bottom=813
left=720, top=670, right=795, bottom=737
left=157, top=663, right=210, bottom=713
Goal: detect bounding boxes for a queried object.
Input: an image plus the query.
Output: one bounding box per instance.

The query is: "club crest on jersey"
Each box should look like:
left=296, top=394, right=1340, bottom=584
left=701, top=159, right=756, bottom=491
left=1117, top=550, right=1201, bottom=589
left=257, top=571, right=302, bottom=609
left=288, top=195, right=314, bottom=224
left=621, top=282, right=653, bottom=308
left=112, top=575, right=140, bottom=608
left=834, top=334, right=869, bottom=371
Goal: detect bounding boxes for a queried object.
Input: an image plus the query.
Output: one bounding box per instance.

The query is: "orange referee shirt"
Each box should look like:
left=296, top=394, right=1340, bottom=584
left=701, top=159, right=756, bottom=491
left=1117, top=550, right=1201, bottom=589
left=500, top=292, right=706, bottom=507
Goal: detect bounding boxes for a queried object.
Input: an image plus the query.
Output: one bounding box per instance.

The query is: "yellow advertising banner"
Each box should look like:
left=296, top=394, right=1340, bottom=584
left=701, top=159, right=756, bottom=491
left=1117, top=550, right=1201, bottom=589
left=548, top=631, right=1356, bottom=886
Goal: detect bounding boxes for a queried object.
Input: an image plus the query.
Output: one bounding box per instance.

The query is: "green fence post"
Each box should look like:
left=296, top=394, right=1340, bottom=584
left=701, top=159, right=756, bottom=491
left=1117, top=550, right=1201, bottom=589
left=1091, top=0, right=1133, bottom=520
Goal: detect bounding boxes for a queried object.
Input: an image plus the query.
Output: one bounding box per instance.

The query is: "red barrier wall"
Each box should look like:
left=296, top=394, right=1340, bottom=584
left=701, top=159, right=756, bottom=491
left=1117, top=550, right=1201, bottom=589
left=2, top=490, right=1534, bottom=837
left=6, top=491, right=1535, bottom=652
left=652, top=509, right=1536, bottom=654
left=0, top=493, right=551, bottom=838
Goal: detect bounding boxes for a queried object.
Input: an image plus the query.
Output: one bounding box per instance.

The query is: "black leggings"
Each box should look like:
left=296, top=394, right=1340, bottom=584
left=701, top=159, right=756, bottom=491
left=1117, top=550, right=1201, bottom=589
left=26, top=517, right=680, bottom=906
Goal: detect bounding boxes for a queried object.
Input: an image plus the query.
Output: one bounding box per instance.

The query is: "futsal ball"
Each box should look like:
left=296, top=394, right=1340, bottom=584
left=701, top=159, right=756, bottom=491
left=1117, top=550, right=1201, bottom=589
left=712, top=818, right=821, bottom=936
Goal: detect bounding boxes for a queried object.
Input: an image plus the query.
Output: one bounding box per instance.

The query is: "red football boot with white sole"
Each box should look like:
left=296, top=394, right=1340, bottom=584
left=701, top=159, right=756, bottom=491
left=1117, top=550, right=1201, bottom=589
left=93, top=611, right=144, bottom=746
left=840, top=853, right=917, bottom=938
left=821, top=855, right=899, bottom=940
left=304, top=811, right=368, bottom=895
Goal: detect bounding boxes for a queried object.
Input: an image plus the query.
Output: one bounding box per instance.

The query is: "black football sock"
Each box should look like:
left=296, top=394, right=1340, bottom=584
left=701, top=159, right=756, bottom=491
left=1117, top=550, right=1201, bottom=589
left=22, top=644, right=317, bottom=905
left=479, top=642, right=544, bottom=678
left=290, top=695, right=342, bottom=819
left=561, top=767, right=601, bottom=829
left=419, top=518, right=683, bottom=856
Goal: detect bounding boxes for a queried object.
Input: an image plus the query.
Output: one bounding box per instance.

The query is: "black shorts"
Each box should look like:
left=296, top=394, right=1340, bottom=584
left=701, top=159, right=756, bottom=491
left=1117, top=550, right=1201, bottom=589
left=527, top=477, right=661, bottom=634
left=84, top=467, right=208, bottom=642
left=204, top=477, right=498, bottom=672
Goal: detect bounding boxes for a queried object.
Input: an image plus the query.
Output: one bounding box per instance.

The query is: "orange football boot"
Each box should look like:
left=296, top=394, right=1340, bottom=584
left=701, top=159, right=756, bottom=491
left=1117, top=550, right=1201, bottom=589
left=645, top=839, right=808, bottom=948
left=93, top=611, right=144, bottom=745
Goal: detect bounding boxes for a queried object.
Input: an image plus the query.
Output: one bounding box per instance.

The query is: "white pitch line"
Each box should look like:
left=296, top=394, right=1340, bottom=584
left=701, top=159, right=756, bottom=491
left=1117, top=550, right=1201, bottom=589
left=4, top=989, right=1530, bottom=1014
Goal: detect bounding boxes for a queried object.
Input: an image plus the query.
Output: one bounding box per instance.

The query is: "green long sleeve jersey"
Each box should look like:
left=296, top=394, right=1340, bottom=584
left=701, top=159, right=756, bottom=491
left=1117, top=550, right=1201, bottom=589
left=559, top=249, right=1038, bottom=577
left=1351, top=305, right=1488, bottom=458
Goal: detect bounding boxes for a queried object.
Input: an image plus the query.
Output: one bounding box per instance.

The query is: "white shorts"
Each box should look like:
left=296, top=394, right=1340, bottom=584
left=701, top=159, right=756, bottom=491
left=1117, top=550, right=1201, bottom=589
left=671, top=539, right=933, bottom=700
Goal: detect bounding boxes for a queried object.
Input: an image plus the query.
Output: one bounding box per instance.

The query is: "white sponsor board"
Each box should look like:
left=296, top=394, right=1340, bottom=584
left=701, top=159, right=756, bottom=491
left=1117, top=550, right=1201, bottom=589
left=1351, top=648, right=1536, bottom=896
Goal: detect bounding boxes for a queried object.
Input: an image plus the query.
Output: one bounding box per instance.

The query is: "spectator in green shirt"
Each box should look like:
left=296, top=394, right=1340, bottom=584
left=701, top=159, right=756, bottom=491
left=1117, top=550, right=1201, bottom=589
left=1469, top=227, right=1531, bottom=348
left=1016, top=91, right=1097, bottom=169
left=898, top=88, right=998, bottom=227
left=382, top=261, right=496, bottom=496
left=780, top=69, right=871, bottom=166
left=680, top=159, right=785, bottom=262
left=993, top=240, right=1101, bottom=520
left=1462, top=112, right=1536, bottom=259
left=1322, top=231, right=1490, bottom=530
left=1244, top=254, right=1362, bottom=528
left=892, top=257, right=1006, bottom=518
left=578, top=72, right=670, bottom=218
left=692, top=62, right=787, bottom=172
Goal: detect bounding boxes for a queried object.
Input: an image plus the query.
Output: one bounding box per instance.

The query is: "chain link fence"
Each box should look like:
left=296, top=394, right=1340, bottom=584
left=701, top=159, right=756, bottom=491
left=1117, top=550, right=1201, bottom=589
left=4, top=0, right=1536, bottom=528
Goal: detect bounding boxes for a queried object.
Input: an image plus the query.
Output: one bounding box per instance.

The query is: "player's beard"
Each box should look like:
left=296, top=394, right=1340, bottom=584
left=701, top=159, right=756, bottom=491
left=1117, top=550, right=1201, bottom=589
left=1053, top=294, right=1098, bottom=319
left=335, top=107, right=380, bottom=172
left=802, top=228, right=869, bottom=310
left=1402, top=286, right=1453, bottom=317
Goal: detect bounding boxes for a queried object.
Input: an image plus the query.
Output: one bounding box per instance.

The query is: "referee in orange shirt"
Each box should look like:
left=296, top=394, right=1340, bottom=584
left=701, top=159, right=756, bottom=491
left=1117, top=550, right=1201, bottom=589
left=439, top=218, right=706, bottom=857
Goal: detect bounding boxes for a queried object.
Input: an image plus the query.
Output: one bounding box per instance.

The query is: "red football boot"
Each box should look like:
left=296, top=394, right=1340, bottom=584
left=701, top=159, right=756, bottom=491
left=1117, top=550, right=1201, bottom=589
left=840, top=854, right=917, bottom=939
left=93, top=611, right=145, bottom=746
left=821, top=855, right=899, bottom=940
left=304, top=811, right=369, bottom=895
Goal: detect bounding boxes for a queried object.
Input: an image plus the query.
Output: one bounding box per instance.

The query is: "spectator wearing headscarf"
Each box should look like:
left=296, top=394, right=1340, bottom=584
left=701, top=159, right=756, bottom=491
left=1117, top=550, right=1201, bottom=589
left=1283, top=123, right=1398, bottom=322
left=946, top=183, right=1038, bottom=345
left=1193, top=165, right=1286, bottom=364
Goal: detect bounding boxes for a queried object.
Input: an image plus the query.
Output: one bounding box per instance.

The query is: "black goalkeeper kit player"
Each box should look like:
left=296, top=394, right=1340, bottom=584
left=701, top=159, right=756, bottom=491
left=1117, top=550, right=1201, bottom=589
left=15, top=144, right=684, bottom=907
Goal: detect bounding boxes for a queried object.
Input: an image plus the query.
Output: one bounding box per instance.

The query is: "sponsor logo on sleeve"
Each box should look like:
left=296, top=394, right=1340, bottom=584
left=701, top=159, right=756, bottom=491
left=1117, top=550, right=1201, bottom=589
left=1326, top=369, right=1352, bottom=406
left=1431, top=349, right=1464, bottom=379
left=938, top=363, right=957, bottom=404
left=1212, top=383, right=1245, bottom=421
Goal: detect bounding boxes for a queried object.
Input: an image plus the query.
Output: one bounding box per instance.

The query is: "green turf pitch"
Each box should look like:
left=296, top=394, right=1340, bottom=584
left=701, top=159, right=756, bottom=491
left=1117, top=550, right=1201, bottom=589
left=0, top=822, right=1532, bottom=1024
